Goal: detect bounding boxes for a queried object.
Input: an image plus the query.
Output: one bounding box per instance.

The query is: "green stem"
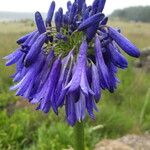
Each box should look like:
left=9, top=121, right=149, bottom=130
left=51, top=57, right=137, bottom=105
left=140, top=88, right=150, bottom=125
left=74, top=121, right=85, bottom=150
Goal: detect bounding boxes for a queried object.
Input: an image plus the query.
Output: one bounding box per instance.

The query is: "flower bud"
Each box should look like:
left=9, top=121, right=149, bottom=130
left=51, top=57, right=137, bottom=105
left=35, top=11, right=46, bottom=34
left=46, top=1, right=55, bottom=26
left=78, top=13, right=104, bottom=31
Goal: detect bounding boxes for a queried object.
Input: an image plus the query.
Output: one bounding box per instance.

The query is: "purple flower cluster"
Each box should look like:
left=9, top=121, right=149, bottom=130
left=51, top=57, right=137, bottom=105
left=4, top=0, right=140, bottom=126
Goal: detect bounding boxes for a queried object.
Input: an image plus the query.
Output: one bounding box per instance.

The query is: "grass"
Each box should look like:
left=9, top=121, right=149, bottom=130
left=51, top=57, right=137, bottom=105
left=0, top=20, right=150, bottom=150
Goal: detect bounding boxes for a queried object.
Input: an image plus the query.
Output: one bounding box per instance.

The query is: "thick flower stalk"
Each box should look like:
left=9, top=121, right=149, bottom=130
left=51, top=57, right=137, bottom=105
left=4, top=0, right=140, bottom=126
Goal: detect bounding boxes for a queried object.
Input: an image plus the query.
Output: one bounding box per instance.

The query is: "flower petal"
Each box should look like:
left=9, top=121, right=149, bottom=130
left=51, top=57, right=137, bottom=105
left=5, top=48, right=23, bottom=66
left=17, top=32, right=34, bottom=45
left=65, top=40, right=88, bottom=92
left=75, top=91, right=86, bottom=121
left=94, top=35, right=109, bottom=89
left=91, top=62, right=101, bottom=102
left=65, top=93, right=76, bottom=126
left=107, top=43, right=128, bottom=69
left=108, top=27, right=140, bottom=58
left=24, top=34, right=46, bottom=67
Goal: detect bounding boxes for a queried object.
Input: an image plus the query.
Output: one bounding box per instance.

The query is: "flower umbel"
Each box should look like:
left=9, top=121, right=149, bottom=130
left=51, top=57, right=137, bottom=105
left=5, top=0, right=140, bottom=126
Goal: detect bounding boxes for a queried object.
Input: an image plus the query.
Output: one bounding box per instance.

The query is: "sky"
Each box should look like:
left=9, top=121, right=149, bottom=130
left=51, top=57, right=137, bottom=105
left=0, top=0, right=150, bottom=15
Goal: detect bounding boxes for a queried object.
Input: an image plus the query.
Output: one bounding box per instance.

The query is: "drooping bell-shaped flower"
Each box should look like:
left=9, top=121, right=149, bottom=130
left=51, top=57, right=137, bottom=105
left=4, top=48, right=23, bottom=66
left=91, top=61, right=101, bottom=102
left=108, top=27, right=140, bottom=57
left=32, top=56, right=62, bottom=113
left=107, top=42, right=128, bottom=69
left=94, top=35, right=109, bottom=89
left=65, top=40, right=93, bottom=96
left=24, top=34, right=47, bottom=67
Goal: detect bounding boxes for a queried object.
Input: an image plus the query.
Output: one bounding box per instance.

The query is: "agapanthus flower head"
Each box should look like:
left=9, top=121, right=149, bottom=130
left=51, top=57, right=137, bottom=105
left=5, top=0, right=140, bottom=126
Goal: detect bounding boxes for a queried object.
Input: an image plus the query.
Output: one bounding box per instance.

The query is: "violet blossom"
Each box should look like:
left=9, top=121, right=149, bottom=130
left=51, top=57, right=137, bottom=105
left=4, top=0, right=140, bottom=126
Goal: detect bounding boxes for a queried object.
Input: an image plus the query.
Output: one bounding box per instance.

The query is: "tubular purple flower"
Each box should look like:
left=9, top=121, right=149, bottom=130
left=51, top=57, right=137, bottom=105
left=76, top=0, right=85, bottom=11
left=65, top=93, right=76, bottom=126
left=10, top=53, right=45, bottom=96
left=104, top=52, right=119, bottom=92
left=55, top=11, right=63, bottom=32
left=82, top=3, right=87, bottom=15
left=91, top=0, right=99, bottom=15
left=4, top=48, right=23, bottom=66
left=97, top=0, right=106, bottom=12
left=69, top=2, right=78, bottom=24
left=24, top=34, right=47, bottom=67
left=56, top=88, right=68, bottom=107
left=63, top=14, right=69, bottom=26
left=86, top=94, right=96, bottom=119
left=24, top=32, right=40, bottom=51
left=48, top=57, right=62, bottom=113
left=59, top=7, right=63, bottom=15
left=54, top=50, right=73, bottom=103
left=56, top=56, right=74, bottom=107
left=33, top=56, right=61, bottom=113
left=86, top=63, right=92, bottom=84
left=91, top=62, right=101, bottom=102
left=13, top=67, right=28, bottom=83
left=17, top=32, right=34, bottom=45
left=35, top=11, right=46, bottom=34
left=46, top=1, right=55, bottom=26
left=65, top=40, right=87, bottom=92
left=21, top=31, right=37, bottom=50
left=94, top=35, right=109, bottom=89
left=78, top=13, right=104, bottom=31
left=86, top=23, right=99, bottom=42
left=107, top=63, right=118, bottom=93
left=80, top=64, right=94, bottom=96
left=12, top=54, right=26, bottom=82
left=17, top=59, right=45, bottom=98
left=58, top=7, right=63, bottom=28
left=102, top=47, right=119, bottom=92
left=107, top=43, right=128, bottom=69
left=83, top=8, right=90, bottom=20
left=108, top=27, right=140, bottom=58
left=36, top=49, right=55, bottom=91
left=67, top=1, right=72, bottom=12
left=75, top=91, right=86, bottom=122
left=34, top=84, right=52, bottom=113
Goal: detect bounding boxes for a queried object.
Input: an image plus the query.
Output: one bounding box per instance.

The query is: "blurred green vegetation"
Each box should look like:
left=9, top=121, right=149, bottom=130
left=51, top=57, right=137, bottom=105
left=0, top=20, right=150, bottom=150
left=110, top=6, right=150, bottom=23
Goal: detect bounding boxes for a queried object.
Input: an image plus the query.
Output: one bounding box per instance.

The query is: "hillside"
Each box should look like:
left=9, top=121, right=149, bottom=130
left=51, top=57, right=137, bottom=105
left=110, top=6, right=150, bottom=22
